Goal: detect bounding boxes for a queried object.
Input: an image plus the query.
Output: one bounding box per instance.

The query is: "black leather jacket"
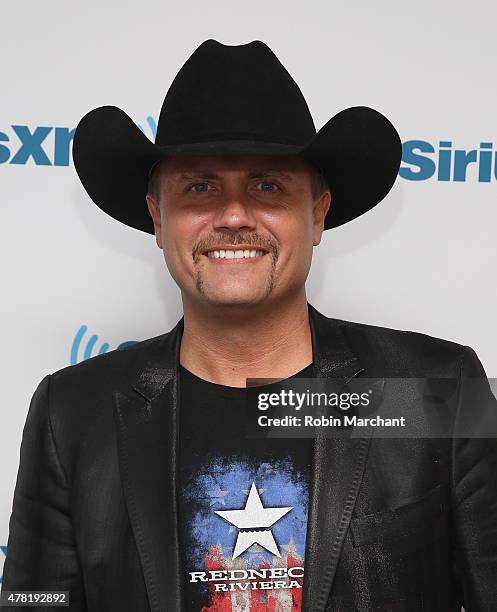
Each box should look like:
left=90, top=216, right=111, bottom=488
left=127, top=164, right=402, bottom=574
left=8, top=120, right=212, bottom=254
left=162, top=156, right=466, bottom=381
left=2, top=302, right=497, bottom=611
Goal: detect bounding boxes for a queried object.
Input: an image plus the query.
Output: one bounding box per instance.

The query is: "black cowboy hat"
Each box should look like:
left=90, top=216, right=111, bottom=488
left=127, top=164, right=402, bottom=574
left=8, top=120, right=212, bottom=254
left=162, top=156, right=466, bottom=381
left=72, top=39, right=402, bottom=233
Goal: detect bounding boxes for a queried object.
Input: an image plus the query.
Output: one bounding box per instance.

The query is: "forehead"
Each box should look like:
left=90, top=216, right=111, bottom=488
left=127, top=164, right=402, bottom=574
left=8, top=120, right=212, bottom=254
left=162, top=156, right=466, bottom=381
left=156, top=154, right=313, bottom=179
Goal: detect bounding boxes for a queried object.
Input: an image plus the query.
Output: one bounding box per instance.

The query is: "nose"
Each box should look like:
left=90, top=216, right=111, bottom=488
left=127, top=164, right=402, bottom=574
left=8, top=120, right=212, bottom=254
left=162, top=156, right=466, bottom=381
left=212, top=192, right=257, bottom=233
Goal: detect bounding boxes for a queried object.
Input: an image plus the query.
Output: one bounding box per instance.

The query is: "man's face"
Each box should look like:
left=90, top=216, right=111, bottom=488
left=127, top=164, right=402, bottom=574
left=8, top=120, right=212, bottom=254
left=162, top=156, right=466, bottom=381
left=146, top=155, right=330, bottom=309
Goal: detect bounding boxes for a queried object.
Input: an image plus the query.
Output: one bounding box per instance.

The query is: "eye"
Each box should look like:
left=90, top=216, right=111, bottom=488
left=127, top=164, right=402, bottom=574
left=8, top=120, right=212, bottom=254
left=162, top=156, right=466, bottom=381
left=256, top=181, right=280, bottom=192
left=188, top=182, right=211, bottom=193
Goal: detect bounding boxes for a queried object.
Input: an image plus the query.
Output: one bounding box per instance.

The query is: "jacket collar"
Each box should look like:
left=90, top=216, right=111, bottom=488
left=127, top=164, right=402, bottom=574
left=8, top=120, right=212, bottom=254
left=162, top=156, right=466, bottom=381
left=113, top=301, right=373, bottom=612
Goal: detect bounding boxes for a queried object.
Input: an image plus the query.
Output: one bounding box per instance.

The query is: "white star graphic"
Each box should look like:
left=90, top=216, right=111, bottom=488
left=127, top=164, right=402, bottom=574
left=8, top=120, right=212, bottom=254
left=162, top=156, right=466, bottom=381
left=215, top=482, right=293, bottom=559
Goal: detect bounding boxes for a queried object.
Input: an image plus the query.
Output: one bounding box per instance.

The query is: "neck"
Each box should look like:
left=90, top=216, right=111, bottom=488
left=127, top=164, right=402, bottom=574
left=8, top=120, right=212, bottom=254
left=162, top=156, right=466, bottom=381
left=179, top=291, right=313, bottom=387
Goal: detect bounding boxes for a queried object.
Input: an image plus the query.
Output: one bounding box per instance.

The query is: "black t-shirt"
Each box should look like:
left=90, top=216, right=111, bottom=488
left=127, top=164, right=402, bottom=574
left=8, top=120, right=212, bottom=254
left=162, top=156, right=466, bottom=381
left=177, top=362, right=314, bottom=611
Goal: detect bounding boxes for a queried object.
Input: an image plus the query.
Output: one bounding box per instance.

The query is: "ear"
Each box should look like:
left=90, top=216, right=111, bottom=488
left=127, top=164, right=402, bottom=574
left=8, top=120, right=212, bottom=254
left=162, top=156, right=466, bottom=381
left=312, top=190, right=331, bottom=246
left=146, top=195, right=163, bottom=248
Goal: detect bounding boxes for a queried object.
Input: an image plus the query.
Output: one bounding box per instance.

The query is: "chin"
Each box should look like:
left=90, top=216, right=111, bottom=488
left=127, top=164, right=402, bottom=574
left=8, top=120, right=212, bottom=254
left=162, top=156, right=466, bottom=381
left=201, top=292, right=270, bottom=307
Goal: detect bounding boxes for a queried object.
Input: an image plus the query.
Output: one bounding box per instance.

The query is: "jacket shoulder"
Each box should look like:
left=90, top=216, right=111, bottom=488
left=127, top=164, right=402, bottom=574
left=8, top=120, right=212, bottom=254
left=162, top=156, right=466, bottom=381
left=35, top=330, right=178, bottom=476
left=328, top=313, right=468, bottom=376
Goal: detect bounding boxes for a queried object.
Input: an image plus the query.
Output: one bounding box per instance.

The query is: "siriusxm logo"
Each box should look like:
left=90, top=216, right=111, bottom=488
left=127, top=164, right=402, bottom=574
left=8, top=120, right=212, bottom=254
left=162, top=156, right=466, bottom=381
left=0, top=116, right=157, bottom=167
left=0, top=545, right=6, bottom=584
left=0, top=126, right=75, bottom=166
left=136, top=116, right=157, bottom=139
left=1, top=117, right=496, bottom=183
left=71, top=325, right=138, bottom=365
left=400, top=140, right=497, bottom=182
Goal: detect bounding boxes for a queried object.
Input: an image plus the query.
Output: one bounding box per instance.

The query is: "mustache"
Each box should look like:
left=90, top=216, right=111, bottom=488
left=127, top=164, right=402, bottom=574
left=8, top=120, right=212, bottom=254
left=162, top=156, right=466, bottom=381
left=192, top=232, right=280, bottom=262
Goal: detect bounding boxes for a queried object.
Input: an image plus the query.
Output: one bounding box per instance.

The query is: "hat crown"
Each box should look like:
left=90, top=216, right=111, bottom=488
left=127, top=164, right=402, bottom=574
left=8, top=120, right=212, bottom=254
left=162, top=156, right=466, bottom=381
left=155, top=39, right=316, bottom=147
left=72, top=38, right=401, bottom=234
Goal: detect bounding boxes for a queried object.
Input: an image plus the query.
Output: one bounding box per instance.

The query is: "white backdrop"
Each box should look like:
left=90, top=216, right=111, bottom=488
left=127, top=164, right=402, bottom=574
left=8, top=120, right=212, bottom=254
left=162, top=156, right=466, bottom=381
left=1, top=0, right=496, bottom=586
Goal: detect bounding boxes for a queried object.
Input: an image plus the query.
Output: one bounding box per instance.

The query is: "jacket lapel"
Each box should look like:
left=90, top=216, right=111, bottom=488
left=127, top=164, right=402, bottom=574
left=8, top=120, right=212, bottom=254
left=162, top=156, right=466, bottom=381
left=113, top=303, right=375, bottom=612
left=302, top=303, right=374, bottom=612
left=113, top=317, right=184, bottom=612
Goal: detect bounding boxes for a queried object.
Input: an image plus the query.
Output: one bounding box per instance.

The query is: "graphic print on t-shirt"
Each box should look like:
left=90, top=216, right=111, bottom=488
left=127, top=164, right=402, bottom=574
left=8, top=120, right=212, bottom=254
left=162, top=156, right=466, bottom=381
left=180, top=456, right=308, bottom=611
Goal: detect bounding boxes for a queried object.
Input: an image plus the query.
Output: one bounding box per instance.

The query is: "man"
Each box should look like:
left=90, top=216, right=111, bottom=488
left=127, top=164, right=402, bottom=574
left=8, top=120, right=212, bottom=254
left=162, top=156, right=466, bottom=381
left=2, top=39, right=497, bottom=612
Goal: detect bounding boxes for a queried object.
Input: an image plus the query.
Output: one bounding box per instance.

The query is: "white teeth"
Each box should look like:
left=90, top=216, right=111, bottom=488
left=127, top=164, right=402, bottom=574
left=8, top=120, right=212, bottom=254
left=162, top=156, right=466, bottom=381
left=205, top=249, right=266, bottom=259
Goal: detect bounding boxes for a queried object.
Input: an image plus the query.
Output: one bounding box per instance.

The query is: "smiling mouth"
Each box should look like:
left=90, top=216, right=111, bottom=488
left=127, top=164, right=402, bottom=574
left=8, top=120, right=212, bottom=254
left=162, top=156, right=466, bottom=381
left=202, top=248, right=268, bottom=260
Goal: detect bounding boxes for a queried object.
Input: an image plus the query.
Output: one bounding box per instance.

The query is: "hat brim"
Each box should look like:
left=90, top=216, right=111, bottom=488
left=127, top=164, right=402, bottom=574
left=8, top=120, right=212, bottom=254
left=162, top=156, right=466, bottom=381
left=72, top=105, right=401, bottom=233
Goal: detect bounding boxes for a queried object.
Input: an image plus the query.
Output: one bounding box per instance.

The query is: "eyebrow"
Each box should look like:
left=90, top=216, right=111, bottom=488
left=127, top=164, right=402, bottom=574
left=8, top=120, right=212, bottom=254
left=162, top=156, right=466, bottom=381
left=174, top=169, right=294, bottom=182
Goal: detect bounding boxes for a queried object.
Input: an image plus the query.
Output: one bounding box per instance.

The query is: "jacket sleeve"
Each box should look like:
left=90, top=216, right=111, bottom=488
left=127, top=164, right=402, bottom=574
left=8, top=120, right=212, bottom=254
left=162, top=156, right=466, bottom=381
left=451, top=345, right=497, bottom=612
left=0, top=374, right=87, bottom=611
